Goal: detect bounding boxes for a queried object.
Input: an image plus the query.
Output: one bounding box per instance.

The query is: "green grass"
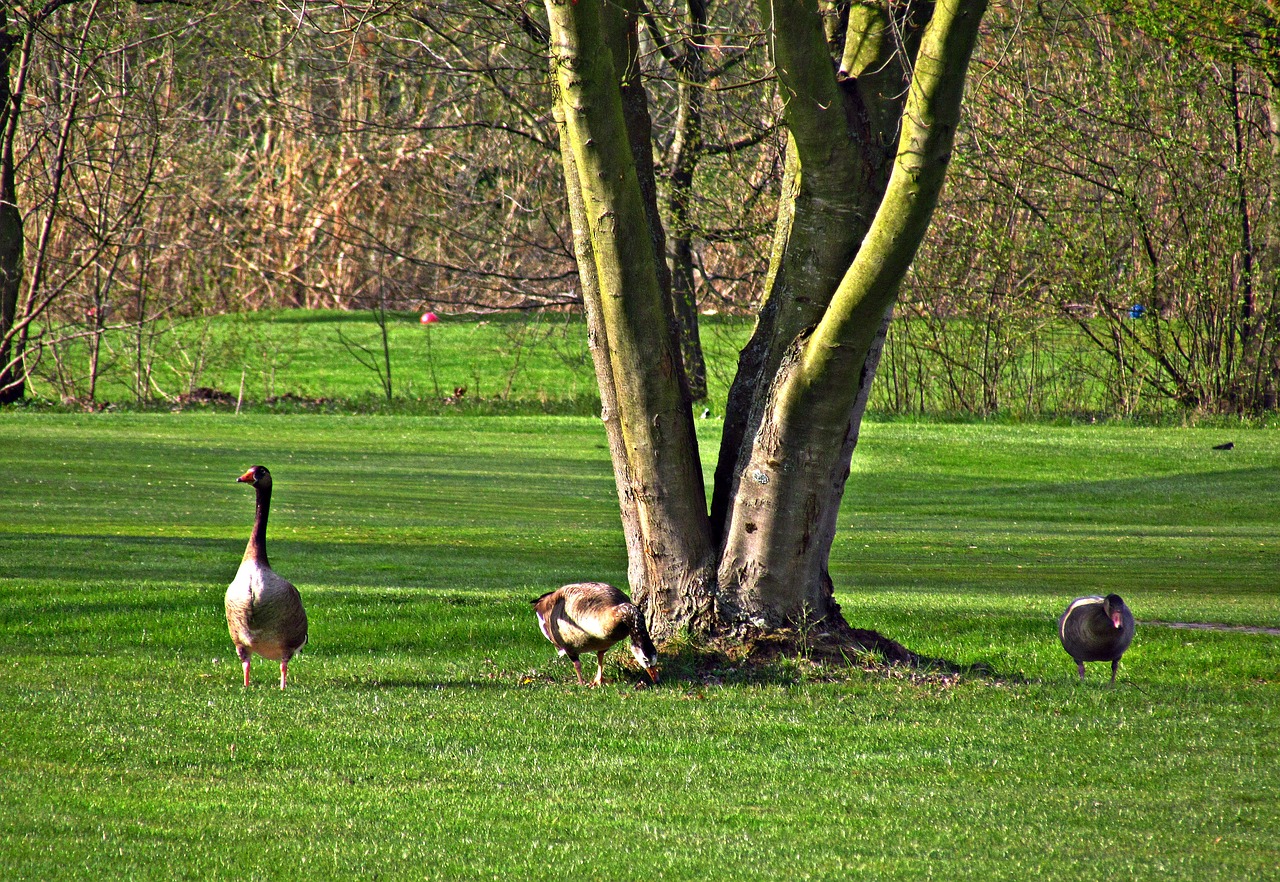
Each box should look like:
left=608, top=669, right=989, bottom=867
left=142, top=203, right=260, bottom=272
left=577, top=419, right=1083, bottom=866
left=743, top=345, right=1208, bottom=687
left=26, top=310, right=755, bottom=416
left=1, top=414, right=1277, bottom=880
left=33, top=308, right=1264, bottom=423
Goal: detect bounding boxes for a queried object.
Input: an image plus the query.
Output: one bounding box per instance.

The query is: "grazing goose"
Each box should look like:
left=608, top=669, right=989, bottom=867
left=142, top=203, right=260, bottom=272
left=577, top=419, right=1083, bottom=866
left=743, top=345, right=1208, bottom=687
left=225, top=466, right=308, bottom=689
left=1058, top=593, right=1134, bottom=684
left=532, top=582, right=659, bottom=686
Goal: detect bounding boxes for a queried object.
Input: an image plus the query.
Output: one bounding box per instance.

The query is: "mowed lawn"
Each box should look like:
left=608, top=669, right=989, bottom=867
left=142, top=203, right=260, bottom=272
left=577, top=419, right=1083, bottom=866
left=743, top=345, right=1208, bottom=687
left=0, top=413, right=1276, bottom=880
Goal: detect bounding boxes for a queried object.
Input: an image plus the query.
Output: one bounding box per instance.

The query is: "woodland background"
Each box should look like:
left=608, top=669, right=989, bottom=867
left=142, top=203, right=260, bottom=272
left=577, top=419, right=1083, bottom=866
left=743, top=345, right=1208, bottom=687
left=5, top=0, right=1279, bottom=417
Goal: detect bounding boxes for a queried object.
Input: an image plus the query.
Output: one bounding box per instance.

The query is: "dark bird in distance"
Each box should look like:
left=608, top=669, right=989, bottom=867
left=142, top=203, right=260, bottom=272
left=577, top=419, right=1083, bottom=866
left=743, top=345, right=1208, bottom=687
left=1212, top=441, right=1234, bottom=450
left=1058, top=593, right=1134, bottom=685
left=225, top=466, right=309, bottom=689
left=532, top=582, right=659, bottom=686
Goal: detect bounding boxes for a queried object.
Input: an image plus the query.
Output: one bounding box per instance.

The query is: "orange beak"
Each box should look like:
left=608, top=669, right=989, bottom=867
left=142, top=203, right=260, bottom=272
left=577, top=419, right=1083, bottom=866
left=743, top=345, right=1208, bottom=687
left=236, top=469, right=255, bottom=484
left=646, top=667, right=659, bottom=685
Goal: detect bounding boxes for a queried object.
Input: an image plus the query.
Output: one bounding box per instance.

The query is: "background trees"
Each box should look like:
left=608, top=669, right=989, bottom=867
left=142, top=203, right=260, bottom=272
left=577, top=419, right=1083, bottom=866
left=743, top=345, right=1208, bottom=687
left=893, top=0, right=1280, bottom=415
left=1, top=0, right=1276, bottom=417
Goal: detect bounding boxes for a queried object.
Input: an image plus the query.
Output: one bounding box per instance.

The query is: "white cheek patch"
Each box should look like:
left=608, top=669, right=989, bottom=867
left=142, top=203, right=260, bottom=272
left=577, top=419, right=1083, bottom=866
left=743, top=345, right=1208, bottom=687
left=536, top=611, right=554, bottom=643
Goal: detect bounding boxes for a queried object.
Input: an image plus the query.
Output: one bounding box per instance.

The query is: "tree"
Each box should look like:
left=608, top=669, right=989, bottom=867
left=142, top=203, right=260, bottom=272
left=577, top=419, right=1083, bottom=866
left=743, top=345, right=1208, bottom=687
left=0, top=3, right=47, bottom=403
left=905, top=1, right=1280, bottom=418
left=545, top=0, right=988, bottom=645
left=1092, top=0, right=1280, bottom=411
left=2, top=1, right=130, bottom=403
left=638, top=2, right=780, bottom=401
left=1, top=0, right=209, bottom=404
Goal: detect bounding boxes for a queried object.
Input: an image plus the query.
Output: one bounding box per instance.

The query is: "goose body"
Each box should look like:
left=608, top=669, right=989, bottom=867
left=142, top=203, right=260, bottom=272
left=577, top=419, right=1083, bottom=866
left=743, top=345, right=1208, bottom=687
left=532, top=581, right=658, bottom=686
left=1058, top=593, right=1134, bottom=684
left=225, top=466, right=308, bottom=689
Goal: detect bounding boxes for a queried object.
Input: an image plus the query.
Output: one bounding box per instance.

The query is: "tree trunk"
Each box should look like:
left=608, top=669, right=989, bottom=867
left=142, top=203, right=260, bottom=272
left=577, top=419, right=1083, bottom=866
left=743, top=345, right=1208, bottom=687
left=545, top=0, right=718, bottom=636
left=546, top=0, right=987, bottom=643
left=711, top=0, right=987, bottom=633
left=711, top=0, right=922, bottom=544
left=0, top=1, right=102, bottom=403
left=664, top=0, right=710, bottom=401
left=0, top=14, right=27, bottom=403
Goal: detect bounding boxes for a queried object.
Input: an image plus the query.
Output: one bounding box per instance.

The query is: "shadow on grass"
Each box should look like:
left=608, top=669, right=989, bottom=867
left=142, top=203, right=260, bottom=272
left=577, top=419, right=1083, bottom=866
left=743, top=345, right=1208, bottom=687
left=247, top=309, right=423, bottom=326
left=0, top=532, right=611, bottom=594
left=4, top=530, right=1040, bottom=689
left=641, top=627, right=1028, bottom=689
left=332, top=677, right=522, bottom=691
left=0, top=534, right=240, bottom=584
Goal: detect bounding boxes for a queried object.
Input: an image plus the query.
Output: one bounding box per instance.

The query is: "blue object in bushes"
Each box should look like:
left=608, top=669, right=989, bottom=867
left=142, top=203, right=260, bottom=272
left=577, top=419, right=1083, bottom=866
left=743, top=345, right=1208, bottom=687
left=1128, top=304, right=1146, bottom=319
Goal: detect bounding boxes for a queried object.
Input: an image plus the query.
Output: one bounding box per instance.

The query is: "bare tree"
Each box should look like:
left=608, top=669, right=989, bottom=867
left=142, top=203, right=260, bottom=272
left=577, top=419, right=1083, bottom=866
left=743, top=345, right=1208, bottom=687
left=1, top=0, right=217, bottom=403
left=912, top=0, right=1280, bottom=416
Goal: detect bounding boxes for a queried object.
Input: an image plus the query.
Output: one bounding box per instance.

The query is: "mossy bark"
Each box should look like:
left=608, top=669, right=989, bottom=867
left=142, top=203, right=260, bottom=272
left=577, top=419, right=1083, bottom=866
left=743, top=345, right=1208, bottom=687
left=714, top=0, right=987, bottom=632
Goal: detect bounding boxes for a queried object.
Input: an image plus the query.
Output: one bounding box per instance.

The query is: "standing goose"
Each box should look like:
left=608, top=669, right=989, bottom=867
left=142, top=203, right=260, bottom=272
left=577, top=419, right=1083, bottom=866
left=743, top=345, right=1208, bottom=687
left=225, top=466, right=308, bottom=689
left=532, top=582, right=659, bottom=686
left=1058, top=593, right=1134, bottom=684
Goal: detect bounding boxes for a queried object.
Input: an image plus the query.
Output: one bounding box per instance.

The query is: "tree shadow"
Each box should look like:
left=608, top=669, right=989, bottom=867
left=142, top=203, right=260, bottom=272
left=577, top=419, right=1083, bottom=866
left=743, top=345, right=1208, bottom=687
left=331, top=677, right=521, bottom=692
left=647, top=625, right=1034, bottom=688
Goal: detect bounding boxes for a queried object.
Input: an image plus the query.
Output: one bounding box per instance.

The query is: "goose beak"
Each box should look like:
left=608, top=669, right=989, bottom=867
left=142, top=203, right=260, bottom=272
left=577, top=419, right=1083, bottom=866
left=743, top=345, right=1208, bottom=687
left=236, top=470, right=255, bottom=484
left=1111, top=612, right=1123, bottom=629
left=645, top=667, right=659, bottom=685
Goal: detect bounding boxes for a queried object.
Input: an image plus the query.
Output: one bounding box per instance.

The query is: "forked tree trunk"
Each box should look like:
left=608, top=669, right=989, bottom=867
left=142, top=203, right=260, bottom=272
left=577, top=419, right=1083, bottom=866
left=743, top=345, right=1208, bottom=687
left=544, top=0, right=987, bottom=643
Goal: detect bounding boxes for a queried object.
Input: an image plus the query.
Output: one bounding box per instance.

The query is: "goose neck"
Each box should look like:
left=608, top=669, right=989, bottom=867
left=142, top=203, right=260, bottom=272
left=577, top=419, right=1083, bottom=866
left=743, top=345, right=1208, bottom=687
left=244, top=482, right=271, bottom=565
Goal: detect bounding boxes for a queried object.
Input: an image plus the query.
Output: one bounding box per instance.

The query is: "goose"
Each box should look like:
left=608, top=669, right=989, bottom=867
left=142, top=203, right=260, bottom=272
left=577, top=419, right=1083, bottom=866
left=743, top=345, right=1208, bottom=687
left=1058, top=593, right=1134, bottom=684
left=225, top=466, right=308, bottom=689
left=532, top=582, right=659, bottom=686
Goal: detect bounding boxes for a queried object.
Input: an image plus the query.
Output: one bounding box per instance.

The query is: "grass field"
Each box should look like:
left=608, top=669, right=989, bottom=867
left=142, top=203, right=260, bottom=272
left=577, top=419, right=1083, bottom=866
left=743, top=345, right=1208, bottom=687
left=24, top=310, right=755, bottom=416
left=28, top=308, right=1272, bottom=423
left=0, top=412, right=1277, bottom=880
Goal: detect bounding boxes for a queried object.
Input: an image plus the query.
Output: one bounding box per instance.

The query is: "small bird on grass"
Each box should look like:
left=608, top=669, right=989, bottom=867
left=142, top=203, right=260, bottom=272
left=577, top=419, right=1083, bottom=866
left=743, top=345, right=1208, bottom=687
left=532, top=582, right=659, bottom=686
left=1058, top=593, right=1134, bottom=685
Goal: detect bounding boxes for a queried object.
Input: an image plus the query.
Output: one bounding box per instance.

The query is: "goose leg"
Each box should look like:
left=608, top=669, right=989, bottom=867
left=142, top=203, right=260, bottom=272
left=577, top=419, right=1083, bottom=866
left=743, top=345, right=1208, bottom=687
left=1109, top=660, right=1119, bottom=685
left=1076, top=660, right=1086, bottom=682
left=571, top=657, right=587, bottom=685
left=591, top=651, right=606, bottom=688
left=236, top=646, right=252, bottom=687
left=280, top=660, right=289, bottom=690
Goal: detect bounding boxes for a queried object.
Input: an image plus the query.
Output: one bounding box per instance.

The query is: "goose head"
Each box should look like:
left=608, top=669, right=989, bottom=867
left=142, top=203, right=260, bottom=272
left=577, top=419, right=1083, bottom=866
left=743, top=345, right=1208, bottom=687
left=629, top=634, right=660, bottom=684
left=237, top=465, right=272, bottom=488
left=1102, top=593, right=1127, bottom=629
